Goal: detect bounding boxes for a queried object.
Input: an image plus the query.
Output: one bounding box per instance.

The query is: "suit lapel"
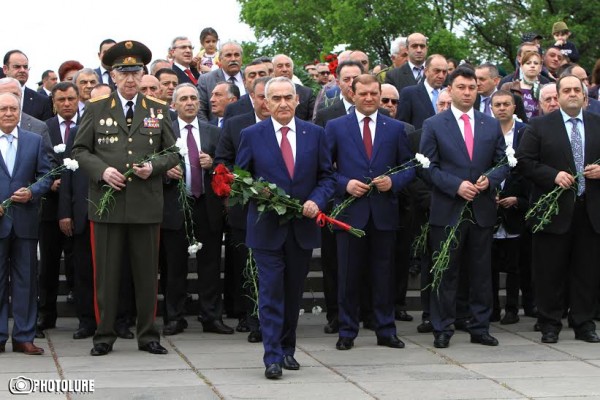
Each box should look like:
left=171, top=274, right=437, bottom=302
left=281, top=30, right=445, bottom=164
left=294, top=118, right=307, bottom=178
left=417, top=85, right=434, bottom=114
left=347, top=113, right=369, bottom=162
left=371, top=114, right=387, bottom=161
left=554, top=112, right=576, bottom=172
left=129, top=96, right=147, bottom=134
left=473, top=112, right=488, bottom=162
left=444, top=112, right=470, bottom=161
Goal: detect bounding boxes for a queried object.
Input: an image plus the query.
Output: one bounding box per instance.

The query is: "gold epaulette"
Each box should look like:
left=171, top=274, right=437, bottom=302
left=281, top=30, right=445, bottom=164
left=89, top=94, right=110, bottom=103
left=146, top=95, right=167, bottom=106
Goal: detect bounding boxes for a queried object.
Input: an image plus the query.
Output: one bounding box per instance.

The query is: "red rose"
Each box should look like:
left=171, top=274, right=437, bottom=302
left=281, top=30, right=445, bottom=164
left=212, top=164, right=234, bottom=197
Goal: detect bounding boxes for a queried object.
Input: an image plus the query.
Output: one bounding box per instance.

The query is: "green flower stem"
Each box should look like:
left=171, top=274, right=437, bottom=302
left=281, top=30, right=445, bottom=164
left=1, top=164, right=68, bottom=213
left=242, top=249, right=259, bottom=317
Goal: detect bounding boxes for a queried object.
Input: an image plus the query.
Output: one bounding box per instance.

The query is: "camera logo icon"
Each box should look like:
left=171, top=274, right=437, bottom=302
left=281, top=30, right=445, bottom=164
left=8, top=376, right=34, bottom=395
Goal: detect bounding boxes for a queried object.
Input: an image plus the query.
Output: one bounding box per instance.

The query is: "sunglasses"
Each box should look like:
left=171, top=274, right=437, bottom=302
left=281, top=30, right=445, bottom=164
left=381, top=98, right=398, bottom=105
left=319, top=71, right=330, bottom=76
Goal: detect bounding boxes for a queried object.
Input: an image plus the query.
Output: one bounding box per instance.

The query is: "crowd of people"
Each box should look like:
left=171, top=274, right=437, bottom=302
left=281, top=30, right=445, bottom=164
left=1, top=21, right=600, bottom=380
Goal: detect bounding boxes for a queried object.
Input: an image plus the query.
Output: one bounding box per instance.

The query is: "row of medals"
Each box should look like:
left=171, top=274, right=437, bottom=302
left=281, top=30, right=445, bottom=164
left=98, top=118, right=119, bottom=144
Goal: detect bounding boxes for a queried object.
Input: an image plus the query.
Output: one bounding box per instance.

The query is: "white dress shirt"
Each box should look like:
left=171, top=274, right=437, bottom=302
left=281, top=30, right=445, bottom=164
left=272, top=117, right=297, bottom=161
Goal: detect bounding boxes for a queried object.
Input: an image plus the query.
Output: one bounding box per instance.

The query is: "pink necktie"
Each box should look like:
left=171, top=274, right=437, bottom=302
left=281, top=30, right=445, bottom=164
left=363, top=117, right=372, bottom=159
left=280, top=126, right=294, bottom=178
left=461, top=114, right=473, bottom=160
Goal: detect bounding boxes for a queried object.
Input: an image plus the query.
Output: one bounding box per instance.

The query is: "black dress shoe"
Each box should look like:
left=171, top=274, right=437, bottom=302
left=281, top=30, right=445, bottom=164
left=470, top=333, right=499, bottom=346
left=202, top=320, right=234, bottom=334
left=282, top=355, right=300, bottom=370
left=500, top=311, right=520, bottom=325
left=73, top=327, right=95, bottom=340
left=541, top=331, right=559, bottom=343
left=247, top=330, right=262, bottom=343
left=236, top=318, right=251, bottom=333
left=116, top=326, right=134, bottom=339
left=417, top=320, right=433, bottom=333
left=434, top=333, right=451, bottom=348
left=90, top=343, right=112, bottom=356
left=336, top=337, right=354, bottom=350
left=377, top=335, right=405, bottom=349
left=265, top=363, right=282, bottom=379
left=575, top=330, right=600, bottom=343
left=138, top=341, right=168, bottom=354
left=395, top=310, right=414, bottom=322
left=163, top=320, right=186, bottom=336
left=324, top=319, right=339, bottom=334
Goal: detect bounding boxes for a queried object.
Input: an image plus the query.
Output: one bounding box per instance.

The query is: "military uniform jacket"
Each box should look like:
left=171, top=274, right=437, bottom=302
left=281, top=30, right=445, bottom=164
left=72, top=92, right=179, bottom=224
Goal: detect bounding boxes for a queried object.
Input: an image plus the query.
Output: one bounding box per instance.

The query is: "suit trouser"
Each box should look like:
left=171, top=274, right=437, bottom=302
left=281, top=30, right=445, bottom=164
left=160, top=227, right=189, bottom=323
left=337, top=218, right=397, bottom=339
left=492, top=238, right=520, bottom=314
left=72, top=224, right=96, bottom=330
left=533, top=199, right=600, bottom=334
left=92, top=222, right=160, bottom=346
left=321, top=225, right=338, bottom=324
left=0, top=233, right=38, bottom=343
left=253, top=227, right=311, bottom=367
left=429, top=221, right=493, bottom=337
left=38, top=220, right=73, bottom=322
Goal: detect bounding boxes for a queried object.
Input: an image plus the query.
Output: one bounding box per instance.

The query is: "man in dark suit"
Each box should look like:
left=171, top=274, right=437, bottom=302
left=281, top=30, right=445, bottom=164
left=72, top=40, right=179, bottom=356
left=36, top=82, right=79, bottom=336
left=209, top=82, right=239, bottom=127
left=169, top=36, right=200, bottom=85
left=215, top=76, right=272, bottom=343
left=420, top=67, right=509, bottom=349
left=489, top=90, right=530, bottom=324
left=272, top=54, right=316, bottom=121
left=222, top=60, right=269, bottom=120
left=326, top=74, right=415, bottom=351
left=517, top=75, right=600, bottom=344
left=37, top=70, right=57, bottom=97
left=198, top=42, right=245, bottom=121
left=0, top=92, right=52, bottom=355
left=398, top=54, right=448, bottom=129
left=94, top=39, right=116, bottom=90
left=3, top=50, right=53, bottom=121
left=385, top=32, right=428, bottom=94
left=160, top=83, right=231, bottom=336
left=236, top=77, right=334, bottom=379
left=475, top=63, right=528, bottom=122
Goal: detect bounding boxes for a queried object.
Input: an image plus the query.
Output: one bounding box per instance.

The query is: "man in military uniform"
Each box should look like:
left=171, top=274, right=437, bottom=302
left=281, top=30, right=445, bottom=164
left=72, top=40, right=179, bottom=356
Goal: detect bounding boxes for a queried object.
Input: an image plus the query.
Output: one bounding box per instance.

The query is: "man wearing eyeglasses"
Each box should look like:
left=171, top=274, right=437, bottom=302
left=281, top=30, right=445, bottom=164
left=2, top=50, right=53, bottom=121
left=169, top=37, right=200, bottom=86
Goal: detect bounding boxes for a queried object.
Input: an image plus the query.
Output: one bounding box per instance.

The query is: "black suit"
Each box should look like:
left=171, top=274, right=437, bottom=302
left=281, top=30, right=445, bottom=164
left=94, top=67, right=115, bottom=90
left=474, top=93, right=528, bottom=123
left=397, top=83, right=436, bottom=130
left=214, top=112, right=258, bottom=326
left=385, top=63, right=419, bottom=94
left=161, top=119, right=224, bottom=324
left=223, top=94, right=253, bottom=120
left=38, top=117, right=74, bottom=325
left=172, top=64, right=200, bottom=85
left=517, top=110, right=600, bottom=335
left=295, top=84, right=316, bottom=121
left=23, top=87, right=53, bottom=121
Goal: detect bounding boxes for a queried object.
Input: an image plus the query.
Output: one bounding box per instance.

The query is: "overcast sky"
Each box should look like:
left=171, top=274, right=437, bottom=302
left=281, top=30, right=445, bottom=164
left=1, top=0, right=256, bottom=89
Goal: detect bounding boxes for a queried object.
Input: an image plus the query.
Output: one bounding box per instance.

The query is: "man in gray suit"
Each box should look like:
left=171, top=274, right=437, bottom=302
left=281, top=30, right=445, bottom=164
left=197, top=42, right=245, bottom=121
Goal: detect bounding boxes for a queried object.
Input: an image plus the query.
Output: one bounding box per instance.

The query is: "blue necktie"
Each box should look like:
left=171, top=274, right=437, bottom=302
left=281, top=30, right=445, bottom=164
left=4, top=134, right=15, bottom=176
left=569, top=118, right=584, bottom=195
left=431, top=89, right=439, bottom=112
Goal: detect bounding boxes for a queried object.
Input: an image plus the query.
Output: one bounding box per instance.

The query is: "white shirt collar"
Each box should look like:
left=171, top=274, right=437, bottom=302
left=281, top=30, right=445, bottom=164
left=117, top=92, right=138, bottom=110
left=179, top=118, right=199, bottom=131
left=342, top=97, right=354, bottom=113
left=450, top=104, right=475, bottom=122
left=174, top=61, right=190, bottom=71
left=2, top=126, right=18, bottom=139
left=58, top=114, right=77, bottom=125
left=355, top=109, right=378, bottom=125
left=271, top=117, right=296, bottom=133
left=560, top=108, right=584, bottom=124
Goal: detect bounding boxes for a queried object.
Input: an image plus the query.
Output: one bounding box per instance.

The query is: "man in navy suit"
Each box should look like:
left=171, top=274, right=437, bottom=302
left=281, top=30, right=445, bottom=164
left=94, top=39, right=116, bottom=90
left=397, top=54, right=448, bottom=129
left=326, top=74, right=415, bottom=351
left=236, top=77, right=334, bottom=379
left=215, top=76, right=272, bottom=343
left=3, top=50, right=53, bottom=121
left=420, top=67, right=509, bottom=348
left=272, top=54, right=316, bottom=121
left=0, top=92, right=52, bottom=355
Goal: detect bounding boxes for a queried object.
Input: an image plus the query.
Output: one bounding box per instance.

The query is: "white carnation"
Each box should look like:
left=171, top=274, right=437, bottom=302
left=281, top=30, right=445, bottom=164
left=298, top=309, right=305, bottom=316
left=508, top=155, right=518, bottom=168
left=505, top=146, right=516, bottom=157
left=187, top=241, right=203, bottom=255
left=312, top=305, right=322, bottom=315
left=63, top=158, right=79, bottom=171
left=415, top=153, right=431, bottom=168
left=54, top=144, right=66, bottom=154
left=175, top=138, right=188, bottom=157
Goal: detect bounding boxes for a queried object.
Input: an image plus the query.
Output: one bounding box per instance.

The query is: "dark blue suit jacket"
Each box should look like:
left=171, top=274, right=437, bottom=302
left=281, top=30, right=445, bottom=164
left=587, top=98, right=600, bottom=115
left=397, top=83, right=436, bottom=129
left=223, top=94, right=253, bottom=120
left=0, top=128, right=52, bottom=239
left=41, top=116, right=71, bottom=221
left=326, top=112, right=415, bottom=231
left=236, top=117, right=335, bottom=250
left=420, top=109, right=509, bottom=228
left=23, top=87, right=53, bottom=121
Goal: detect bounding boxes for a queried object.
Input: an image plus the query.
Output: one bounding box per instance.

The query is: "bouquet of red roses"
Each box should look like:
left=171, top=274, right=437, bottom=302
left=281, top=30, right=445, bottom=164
left=212, top=164, right=365, bottom=237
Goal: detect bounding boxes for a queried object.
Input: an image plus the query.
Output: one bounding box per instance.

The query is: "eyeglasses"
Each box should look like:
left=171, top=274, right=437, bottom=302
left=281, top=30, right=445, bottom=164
left=319, top=71, right=330, bottom=76
left=173, top=45, right=194, bottom=50
left=381, top=98, right=398, bottom=105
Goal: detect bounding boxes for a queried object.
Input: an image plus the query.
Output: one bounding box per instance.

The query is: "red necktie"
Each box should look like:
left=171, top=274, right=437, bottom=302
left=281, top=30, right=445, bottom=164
left=280, top=126, right=294, bottom=178
left=186, top=124, right=203, bottom=197
left=363, top=116, right=373, bottom=159
left=184, top=68, right=197, bottom=85
left=461, top=114, right=474, bottom=160
left=63, top=119, right=71, bottom=143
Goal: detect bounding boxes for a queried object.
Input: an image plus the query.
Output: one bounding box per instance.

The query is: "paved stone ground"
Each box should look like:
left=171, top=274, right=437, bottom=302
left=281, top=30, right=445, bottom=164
left=3, top=314, right=600, bottom=399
